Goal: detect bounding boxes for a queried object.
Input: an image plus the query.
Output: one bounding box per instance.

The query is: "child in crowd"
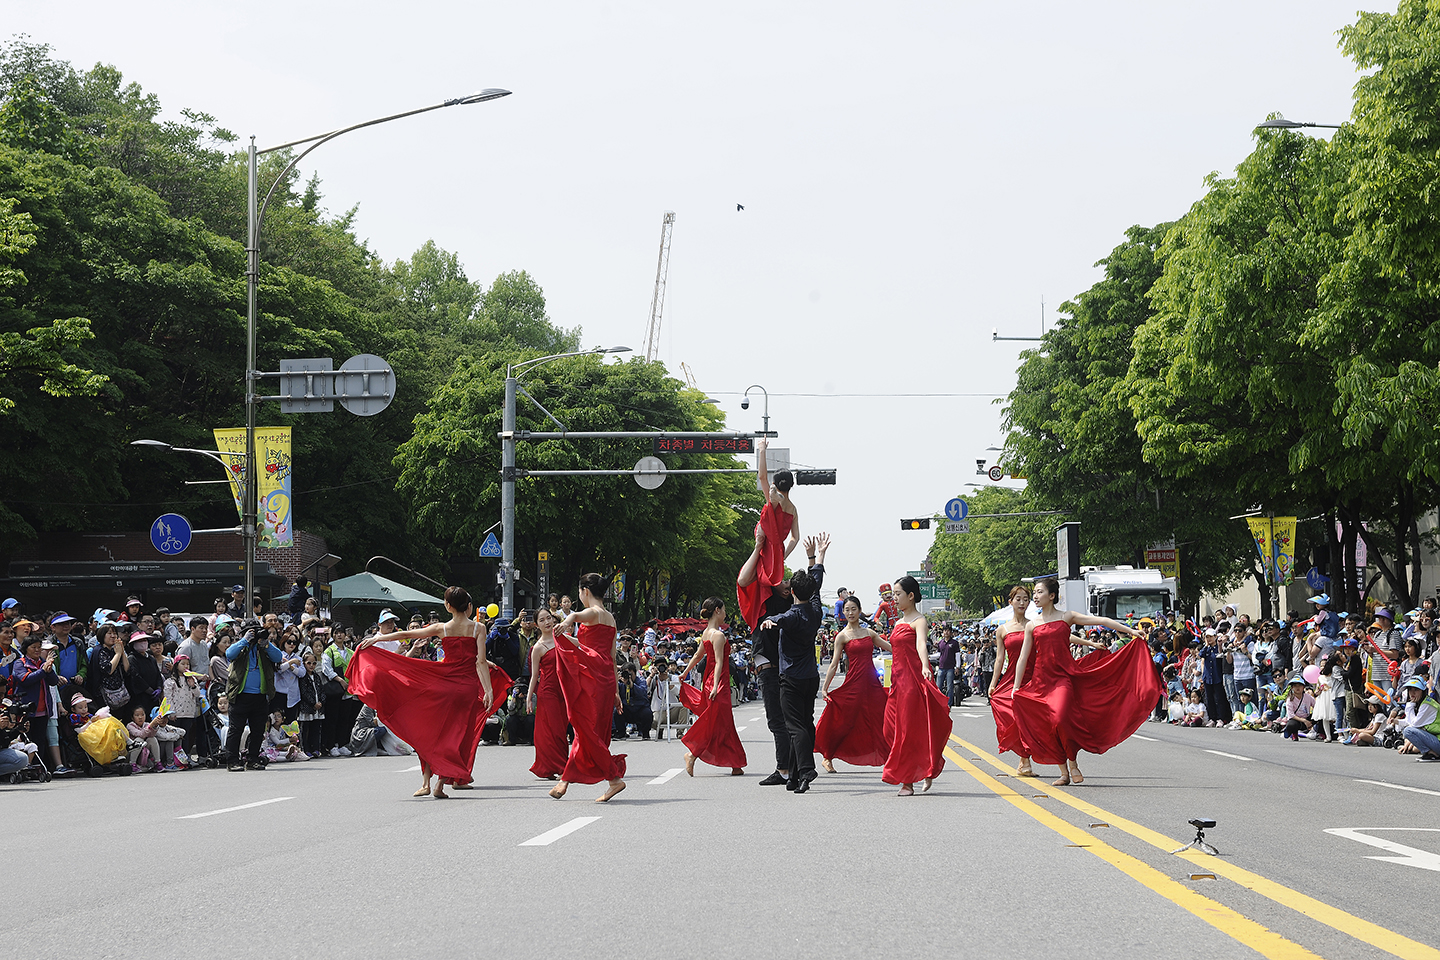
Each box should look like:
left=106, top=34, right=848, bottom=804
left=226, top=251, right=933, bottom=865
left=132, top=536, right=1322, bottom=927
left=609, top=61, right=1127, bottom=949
left=126, top=705, right=164, bottom=772
left=1166, top=691, right=1185, bottom=723
left=1181, top=691, right=1207, bottom=727
left=1346, top=695, right=1392, bottom=746
left=296, top=649, right=325, bottom=759
left=1232, top=688, right=1263, bottom=729
left=261, top=710, right=308, bottom=762
left=152, top=707, right=184, bottom=769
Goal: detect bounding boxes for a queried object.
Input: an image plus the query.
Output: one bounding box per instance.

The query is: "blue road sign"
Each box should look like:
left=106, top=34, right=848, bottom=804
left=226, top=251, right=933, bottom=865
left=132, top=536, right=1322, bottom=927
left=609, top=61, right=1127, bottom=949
left=151, top=513, right=192, bottom=555
left=479, top=532, right=503, bottom=558
left=1305, top=566, right=1329, bottom=590
left=945, top=498, right=969, bottom=521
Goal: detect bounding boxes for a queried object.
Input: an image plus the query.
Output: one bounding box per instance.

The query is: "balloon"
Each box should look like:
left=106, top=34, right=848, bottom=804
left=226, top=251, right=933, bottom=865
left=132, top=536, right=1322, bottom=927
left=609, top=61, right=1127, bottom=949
left=485, top=603, right=500, bottom=619
left=1301, top=664, right=1321, bottom=685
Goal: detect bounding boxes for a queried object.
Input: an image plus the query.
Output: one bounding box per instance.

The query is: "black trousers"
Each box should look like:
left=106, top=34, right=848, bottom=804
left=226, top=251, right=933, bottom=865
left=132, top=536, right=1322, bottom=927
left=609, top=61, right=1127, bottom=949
left=779, top=674, right=820, bottom=780
left=226, top=692, right=269, bottom=764
left=757, top=666, right=788, bottom=771
left=1203, top=682, right=1233, bottom=725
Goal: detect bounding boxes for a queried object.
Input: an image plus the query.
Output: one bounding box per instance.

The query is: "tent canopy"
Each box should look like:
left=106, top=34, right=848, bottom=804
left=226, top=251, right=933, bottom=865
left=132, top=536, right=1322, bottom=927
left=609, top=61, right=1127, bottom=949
left=328, top=572, right=445, bottom=609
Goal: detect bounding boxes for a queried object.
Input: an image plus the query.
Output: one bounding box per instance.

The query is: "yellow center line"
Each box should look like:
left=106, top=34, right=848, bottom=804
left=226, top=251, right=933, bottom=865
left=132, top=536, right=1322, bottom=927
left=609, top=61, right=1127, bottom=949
left=942, top=746, right=1320, bottom=960
left=950, top=734, right=1440, bottom=960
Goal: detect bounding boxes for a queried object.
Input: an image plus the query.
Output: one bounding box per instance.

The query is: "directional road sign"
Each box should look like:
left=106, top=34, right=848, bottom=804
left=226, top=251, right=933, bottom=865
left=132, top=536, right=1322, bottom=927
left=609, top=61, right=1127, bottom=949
left=945, top=520, right=969, bottom=535
left=634, top=456, right=667, bottom=490
left=945, top=498, right=968, bottom=521
left=479, top=532, right=503, bottom=558
left=150, top=513, right=192, bottom=555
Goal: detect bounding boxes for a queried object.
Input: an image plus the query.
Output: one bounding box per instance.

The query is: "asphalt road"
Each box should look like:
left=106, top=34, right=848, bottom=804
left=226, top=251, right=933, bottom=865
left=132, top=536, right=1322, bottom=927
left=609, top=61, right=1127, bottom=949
left=10, top=694, right=1440, bottom=960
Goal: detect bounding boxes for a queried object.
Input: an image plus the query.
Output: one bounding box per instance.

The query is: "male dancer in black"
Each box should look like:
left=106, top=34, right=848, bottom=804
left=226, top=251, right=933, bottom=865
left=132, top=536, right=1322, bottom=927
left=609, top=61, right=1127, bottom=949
left=760, top=532, right=829, bottom=794
left=754, top=583, right=794, bottom=786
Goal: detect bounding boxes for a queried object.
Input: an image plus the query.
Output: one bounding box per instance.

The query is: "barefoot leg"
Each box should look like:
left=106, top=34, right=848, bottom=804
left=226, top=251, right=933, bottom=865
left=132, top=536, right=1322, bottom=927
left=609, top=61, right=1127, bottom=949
left=596, top=778, right=626, bottom=802
left=1052, top=766, right=1071, bottom=786
left=549, top=780, right=569, bottom=799
left=1068, top=760, right=1084, bottom=784
left=736, top=530, right=765, bottom=588
left=1016, top=756, right=1035, bottom=777
left=432, top=779, right=449, bottom=799
left=685, top=752, right=696, bottom=777
left=415, top=762, right=433, bottom=797
left=822, top=757, right=835, bottom=774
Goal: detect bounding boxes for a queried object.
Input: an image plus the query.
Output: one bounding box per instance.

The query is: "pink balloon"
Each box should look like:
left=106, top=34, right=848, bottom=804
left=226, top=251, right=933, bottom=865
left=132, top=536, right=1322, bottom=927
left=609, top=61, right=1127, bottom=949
left=1301, top=665, right=1321, bottom=685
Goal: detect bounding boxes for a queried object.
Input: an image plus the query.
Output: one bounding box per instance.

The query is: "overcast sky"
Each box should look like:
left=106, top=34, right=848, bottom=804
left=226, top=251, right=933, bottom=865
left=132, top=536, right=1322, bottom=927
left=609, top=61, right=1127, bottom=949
left=5, top=1, right=1386, bottom=612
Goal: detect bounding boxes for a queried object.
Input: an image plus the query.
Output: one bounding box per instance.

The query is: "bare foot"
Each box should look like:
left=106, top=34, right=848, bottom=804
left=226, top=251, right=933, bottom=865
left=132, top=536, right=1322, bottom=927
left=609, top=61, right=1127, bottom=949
left=1068, top=763, right=1084, bottom=784
left=596, top=779, right=626, bottom=802
left=922, top=778, right=933, bottom=793
left=413, top=785, right=432, bottom=797
left=897, top=784, right=915, bottom=797
left=1052, top=775, right=1071, bottom=786
left=731, top=767, right=744, bottom=776
left=549, top=781, right=569, bottom=799
left=685, top=753, right=695, bottom=777
left=822, top=758, right=836, bottom=773
left=432, top=783, right=449, bottom=799
left=1016, top=763, right=1037, bottom=777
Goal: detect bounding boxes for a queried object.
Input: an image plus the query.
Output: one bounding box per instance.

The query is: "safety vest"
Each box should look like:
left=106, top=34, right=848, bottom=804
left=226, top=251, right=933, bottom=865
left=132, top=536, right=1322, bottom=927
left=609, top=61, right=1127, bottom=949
left=1421, top=696, right=1440, bottom=736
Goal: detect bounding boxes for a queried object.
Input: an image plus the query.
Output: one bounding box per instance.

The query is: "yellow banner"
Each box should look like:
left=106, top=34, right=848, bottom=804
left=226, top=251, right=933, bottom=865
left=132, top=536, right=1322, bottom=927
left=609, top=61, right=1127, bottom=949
left=1145, top=541, right=1180, bottom=581
left=214, top=427, right=293, bottom=548
left=1246, top=516, right=1297, bottom=586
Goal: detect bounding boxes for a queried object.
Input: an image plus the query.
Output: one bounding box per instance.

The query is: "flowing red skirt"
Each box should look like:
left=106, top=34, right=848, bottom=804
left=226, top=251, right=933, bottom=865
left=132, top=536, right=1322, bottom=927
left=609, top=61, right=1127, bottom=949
left=554, top=624, right=627, bottom=784
left=989, top=627, right=1032, bottom=757
left=347, top=637, right=510, bottom=785
left=737, top=502, right=790, bottom=629
left=530, top=649, right=567, bottom=779
left=1011, top=621, right=1163, bottom=766
left=882, top=623, right=952, bottom=784
left=678, top=651, right=746, bottom=769
left=816, top=641, right=890, bottom=767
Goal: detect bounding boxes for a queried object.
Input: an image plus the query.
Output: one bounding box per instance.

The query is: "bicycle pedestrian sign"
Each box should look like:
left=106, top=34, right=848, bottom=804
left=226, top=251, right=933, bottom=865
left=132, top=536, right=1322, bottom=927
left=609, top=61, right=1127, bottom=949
left=479, top=532, right=503, bottom=558
left=150, top=513, right=192, bottom=555
left=945, top=498, right=969, bottom=522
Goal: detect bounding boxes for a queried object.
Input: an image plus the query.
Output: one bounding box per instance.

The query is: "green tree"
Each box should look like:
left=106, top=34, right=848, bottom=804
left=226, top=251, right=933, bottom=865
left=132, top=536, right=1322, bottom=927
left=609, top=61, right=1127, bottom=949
left=927, top=487, right=1054, bottom=614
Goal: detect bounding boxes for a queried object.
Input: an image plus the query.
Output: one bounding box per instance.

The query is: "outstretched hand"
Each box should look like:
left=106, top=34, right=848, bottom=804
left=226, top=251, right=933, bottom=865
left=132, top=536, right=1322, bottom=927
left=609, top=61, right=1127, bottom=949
left=814, top=531, right=831, bottom=560
left=801, top=534, right=816, bottom=557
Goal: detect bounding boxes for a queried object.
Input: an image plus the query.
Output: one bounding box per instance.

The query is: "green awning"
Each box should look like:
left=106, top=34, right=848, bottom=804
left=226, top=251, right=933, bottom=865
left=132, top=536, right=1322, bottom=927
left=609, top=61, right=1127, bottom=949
left=327, top=572, right=445, bottom=609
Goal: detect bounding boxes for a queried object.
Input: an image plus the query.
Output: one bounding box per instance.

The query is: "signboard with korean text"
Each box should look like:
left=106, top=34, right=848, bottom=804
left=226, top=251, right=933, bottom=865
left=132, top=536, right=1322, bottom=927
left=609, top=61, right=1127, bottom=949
left=653, top=436, right=754, bottom=455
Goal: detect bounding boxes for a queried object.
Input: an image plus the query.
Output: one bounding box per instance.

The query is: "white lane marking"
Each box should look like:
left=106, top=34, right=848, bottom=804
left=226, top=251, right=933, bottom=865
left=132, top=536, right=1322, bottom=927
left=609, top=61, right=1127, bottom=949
left=1355, top=779, right=1440, bottom=798
left=396, top=765, right=421, bottom=773
left=735, top=726, right=748, bottom=733
left=177, top=797, right=293, bottom=820
left=647, top=767, right=685, bottom=785
left=958, top=713, right=983, bottom=718
left=1324, top=828, right=1440, bottom=873
left=1129, top=734, right=1158, bottom=742
left=1203, top=749, right=1255, bottom=762
left=748, top=716, right=762, bottom=722
left=520, top=816, right=601, bottom=846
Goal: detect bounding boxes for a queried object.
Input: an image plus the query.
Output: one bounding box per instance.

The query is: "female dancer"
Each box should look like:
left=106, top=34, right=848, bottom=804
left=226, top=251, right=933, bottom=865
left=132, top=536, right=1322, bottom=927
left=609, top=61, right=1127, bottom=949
left=551, top=573, right=627, bottom=802
left=882, top=576, right=953, bottom=796
left=677, top=597, right=746, bottom=776
left=988, top=585, right=1037, bottom=777
left=1010, top=577, right=1161, bottom=785
left=525, top=608, right=566, bottom=780
left=349, top=586, right=510, bottom=799
left=736, top=437, right=800, bottom=630
left=816, top=594, right=891, bottom=773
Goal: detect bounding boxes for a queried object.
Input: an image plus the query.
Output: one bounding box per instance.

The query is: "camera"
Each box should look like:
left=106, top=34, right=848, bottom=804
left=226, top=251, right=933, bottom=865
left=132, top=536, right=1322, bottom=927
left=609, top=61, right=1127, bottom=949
left=1189, top=818, right=1216, bottom=830
left=740, top=398, right=749, bottom=410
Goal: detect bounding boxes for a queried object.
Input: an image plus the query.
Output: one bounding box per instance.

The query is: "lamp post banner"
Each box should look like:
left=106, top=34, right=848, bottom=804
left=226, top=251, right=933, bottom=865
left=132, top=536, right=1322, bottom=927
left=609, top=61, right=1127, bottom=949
left=214, top=427, right=294, bottom=547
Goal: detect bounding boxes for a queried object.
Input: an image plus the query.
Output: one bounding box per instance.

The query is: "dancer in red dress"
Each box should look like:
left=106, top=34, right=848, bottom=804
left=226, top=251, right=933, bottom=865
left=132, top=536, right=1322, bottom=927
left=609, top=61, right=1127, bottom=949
left=1010, top=576, right=1162, bottom=785
left=816, top=594, right=892, bottom=772
left=987, top=584, right=1037, bottom=778
left=881, top=576, right=953, bottom=795
left=348, top=586, right=509, bottom=799
left=524, top=608, right=566, bottom=780
left=736, top=438, right=800, bottom=629
left=677, top=597, right=746, bottom=776
left=550, top=573, right=627, bottom=803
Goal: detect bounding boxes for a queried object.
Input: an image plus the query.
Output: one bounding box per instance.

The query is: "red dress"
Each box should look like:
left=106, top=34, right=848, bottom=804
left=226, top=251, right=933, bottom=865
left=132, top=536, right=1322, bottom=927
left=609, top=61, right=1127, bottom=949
left=989, top=624, right=1033, bottom=757
left=881, top=621, right=952, bottom=784
left=678, top=637, right=747, bottom=769
left=554, top=621, right=627, bottom=784
left=737, top=502, right=791, bottom=629
left=1010, top=620, right=1164, bottom=766
left=815, top=636, right=890, bottom=766
left=529, top=644, right=567, bottom=779
left=347, top=633, right=511, bottom=785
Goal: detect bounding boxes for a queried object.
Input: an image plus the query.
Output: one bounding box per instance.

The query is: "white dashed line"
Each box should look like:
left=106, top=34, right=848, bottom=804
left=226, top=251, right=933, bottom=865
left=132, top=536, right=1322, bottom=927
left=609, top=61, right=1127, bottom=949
left=647, top=767, right=685, bottom=785
left=1355, top=779, right=1440, bottom=798
left=177, top=797, right=294, bottom=820
left=735, top=726, right=748, bottom=733
left=1129, top=734, right=1158, bottom=742
left=1204, top=749, right=1255, bottom=762
left=520, top=816, right=601, bottom=846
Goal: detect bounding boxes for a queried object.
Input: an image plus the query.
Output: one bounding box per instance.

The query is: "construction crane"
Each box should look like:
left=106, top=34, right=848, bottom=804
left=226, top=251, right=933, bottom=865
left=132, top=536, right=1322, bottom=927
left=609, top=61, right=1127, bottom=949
left=643, top=211, right=676, bottom=362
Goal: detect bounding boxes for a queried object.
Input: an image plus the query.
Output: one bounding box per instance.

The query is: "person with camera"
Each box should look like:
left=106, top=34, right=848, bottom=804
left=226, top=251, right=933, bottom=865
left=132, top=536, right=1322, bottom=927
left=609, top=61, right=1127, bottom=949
left=12, top=634, right=71, bottom=774
left=647, top=656, right=686, bottom=738
left=0, top=701, right=35, bottom=778
left=224, top=618, right=283, bottom=771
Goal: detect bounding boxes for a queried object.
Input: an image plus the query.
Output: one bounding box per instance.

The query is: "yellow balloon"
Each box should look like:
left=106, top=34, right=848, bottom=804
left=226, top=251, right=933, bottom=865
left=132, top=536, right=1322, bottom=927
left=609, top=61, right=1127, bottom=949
left=485, top=603, right=500, bottom=619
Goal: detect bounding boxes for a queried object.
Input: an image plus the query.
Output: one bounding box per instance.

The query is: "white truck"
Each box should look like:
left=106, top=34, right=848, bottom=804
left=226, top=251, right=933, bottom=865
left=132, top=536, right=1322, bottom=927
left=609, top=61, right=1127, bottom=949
left=1058, top=566, right=1178, bottom=621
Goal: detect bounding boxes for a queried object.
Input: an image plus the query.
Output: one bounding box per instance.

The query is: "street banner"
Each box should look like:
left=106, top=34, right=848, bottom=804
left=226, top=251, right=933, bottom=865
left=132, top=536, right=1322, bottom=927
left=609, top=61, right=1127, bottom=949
left=1145, top=540, right=1180, bottom=581
left=213, top=427, right=294, bottom=548
left=612, top=571, right=626, bottom=603
left=1246, top=516, right=1297, bottom=586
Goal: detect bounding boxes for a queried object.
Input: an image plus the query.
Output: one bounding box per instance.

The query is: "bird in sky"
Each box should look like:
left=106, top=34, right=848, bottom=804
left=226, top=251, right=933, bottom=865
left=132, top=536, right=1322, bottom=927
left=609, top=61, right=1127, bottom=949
left=736, top=203, right=744, bottom=211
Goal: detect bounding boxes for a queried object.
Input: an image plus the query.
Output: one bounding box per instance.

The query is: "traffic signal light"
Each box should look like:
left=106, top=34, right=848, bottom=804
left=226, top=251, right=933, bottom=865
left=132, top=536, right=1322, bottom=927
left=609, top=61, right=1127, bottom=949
left=794, top=469, right=836, bottom=485
left=900, top=518, right=931, bottom=530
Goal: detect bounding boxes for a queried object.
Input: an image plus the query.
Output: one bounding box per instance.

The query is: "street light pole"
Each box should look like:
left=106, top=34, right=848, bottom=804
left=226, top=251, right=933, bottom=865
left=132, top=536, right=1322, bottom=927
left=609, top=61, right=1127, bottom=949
left=243, top=89, right=510, bottom=615
left=501, top=346, right=631, bottom=618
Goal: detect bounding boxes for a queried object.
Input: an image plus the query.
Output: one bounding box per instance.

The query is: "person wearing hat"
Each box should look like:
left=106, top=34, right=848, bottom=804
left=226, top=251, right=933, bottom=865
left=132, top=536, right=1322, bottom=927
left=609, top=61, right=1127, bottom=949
left=874, top=584, right=899, bottom=636
left=126, top=631, right=164, bottom=720
left=1280, top=676, right=1316, bottom=741
left=1366, top=608, right=1404, bottom=696
left=1348, top=695, right=1392, bottom=746
left=1232, top=687, right=1262, bottom=730
left=371, top=610, right=404, bottom=655
left=11, top=633, right=76, bottom=774
left=46, top=612, right=87, bottom=705
left=225, top=618, right=284, bottom=771
left=1396, top=677, right=1440, bottom=760
left=225, top=585, right=246, bottom=619
left=1, top=597, right=20, bottom=625
left=118, top=595, right=143, bottom=625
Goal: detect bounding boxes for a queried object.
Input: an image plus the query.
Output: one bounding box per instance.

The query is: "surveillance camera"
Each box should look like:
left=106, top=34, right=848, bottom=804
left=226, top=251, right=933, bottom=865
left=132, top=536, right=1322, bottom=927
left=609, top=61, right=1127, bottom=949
left=741, top=398, right=749, bottom=410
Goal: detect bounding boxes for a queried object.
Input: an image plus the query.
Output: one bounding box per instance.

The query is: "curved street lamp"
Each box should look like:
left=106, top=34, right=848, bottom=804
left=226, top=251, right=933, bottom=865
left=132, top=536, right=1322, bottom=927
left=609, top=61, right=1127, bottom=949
left=240, top=89, right=511, bottom=609
left=1255, top=115, right=1341, bottom=131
